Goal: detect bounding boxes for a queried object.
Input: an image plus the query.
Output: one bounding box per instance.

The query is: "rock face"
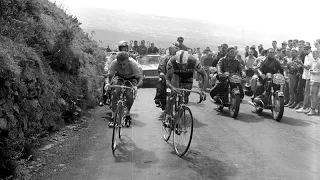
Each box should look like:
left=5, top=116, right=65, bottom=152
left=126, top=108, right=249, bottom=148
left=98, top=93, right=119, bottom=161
left=0, top=0, right=106, bottom=178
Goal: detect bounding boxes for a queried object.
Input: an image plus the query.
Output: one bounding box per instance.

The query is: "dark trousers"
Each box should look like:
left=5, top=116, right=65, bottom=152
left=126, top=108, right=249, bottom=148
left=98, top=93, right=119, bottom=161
left=295, top=77, right=305, bottom=103
left=210, top=81, right=244, bottom=99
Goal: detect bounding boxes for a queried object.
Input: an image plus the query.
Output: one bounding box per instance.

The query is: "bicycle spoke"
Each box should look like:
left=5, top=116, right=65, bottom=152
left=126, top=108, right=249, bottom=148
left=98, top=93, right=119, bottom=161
left=173, top=107, right=193, bottom=156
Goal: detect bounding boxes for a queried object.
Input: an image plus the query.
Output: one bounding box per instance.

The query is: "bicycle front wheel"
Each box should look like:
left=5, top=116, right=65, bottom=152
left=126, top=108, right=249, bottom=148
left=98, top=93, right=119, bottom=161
left=111, top=104, right=123, bottom=152
left=173, top=106, right=193, bottom=157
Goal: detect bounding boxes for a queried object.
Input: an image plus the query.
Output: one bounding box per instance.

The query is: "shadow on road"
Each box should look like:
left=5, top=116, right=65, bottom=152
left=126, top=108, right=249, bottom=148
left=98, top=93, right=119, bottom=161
left=113, top=135, right=160, bottom=168
left=279, top=116, right=314, bottom=127
left=193, top=116, right=208, bottom=128
left=181, top=149, right=238, bottom=180
left=188, top=102, right=205, bottom=107
left=236, top=113, right=264, bottom=123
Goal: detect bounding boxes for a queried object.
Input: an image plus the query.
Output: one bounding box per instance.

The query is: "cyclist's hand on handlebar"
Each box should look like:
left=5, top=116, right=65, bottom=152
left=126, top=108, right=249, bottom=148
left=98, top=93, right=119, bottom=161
left=171, top=87, right=180, bottom=94
left=104, top=83, right=110, bottom=90
left=159, top=72, right=166, bottom=78
left=201, top=92, right=207, bottom=101
left=133, top=86, right=138, bottom=92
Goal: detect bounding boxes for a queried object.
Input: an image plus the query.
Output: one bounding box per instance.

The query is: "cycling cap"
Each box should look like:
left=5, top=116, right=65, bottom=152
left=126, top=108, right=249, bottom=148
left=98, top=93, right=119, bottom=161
left=118, top=40, right=129, bottom=47
left=176, top=50, right=189, bottom=64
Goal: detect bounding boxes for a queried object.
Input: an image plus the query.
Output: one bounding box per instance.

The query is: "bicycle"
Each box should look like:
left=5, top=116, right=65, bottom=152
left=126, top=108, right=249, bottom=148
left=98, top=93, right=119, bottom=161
left=107, top=79, right=136, bottom=152
left=161, top=87, right=205, bottom=157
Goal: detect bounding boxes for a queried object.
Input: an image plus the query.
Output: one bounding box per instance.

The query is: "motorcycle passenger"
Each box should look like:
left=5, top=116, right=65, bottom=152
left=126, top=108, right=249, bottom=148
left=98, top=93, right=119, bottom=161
left=105, top=41, right=143, bottom=127
left=253, top=48, right=284, bottom=100
left=154, top=45, right=180, bottom=107
left=210, top=47, right=244, bottom=101
left=165, top=50, right=207, bottom=124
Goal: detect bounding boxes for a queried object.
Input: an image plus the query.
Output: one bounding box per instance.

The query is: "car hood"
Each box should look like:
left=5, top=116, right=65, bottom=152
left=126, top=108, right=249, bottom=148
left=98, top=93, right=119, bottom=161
left=140, top=64, right=158, bottom=70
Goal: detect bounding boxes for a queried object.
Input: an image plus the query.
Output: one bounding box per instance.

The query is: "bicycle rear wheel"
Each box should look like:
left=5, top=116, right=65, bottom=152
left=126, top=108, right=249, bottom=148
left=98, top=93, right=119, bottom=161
left=111, top=104, right=123, bottom=152
left=173, top=106, right=193, bottom=157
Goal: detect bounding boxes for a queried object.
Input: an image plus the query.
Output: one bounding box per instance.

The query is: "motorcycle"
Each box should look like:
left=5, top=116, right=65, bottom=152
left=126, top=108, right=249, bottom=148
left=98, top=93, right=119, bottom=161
left=249, top=73, right=285, bottom=121
left=211, top=72, right=242, bottom=118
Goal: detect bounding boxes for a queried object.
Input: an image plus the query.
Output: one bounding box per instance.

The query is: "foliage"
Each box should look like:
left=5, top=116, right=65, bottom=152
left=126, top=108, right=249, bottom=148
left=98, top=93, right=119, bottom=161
left=0, top=0, right=107, bottom=179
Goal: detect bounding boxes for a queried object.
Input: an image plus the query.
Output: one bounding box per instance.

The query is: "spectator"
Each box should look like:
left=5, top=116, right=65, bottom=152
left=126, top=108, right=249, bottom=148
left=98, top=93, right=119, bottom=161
left=132, top=40, right=139, bottom=52
left=148, top=42, right=159, bottom=54
left=258, top=44, right=264, bottom=54
left=280, top=41, right=288, bottom=51
left=292, top=39, right=299, bottom=48
left=286, top=48, right=300, bottom=108
left=272, top=40, right=278, bottom=52
left=137, top=40, right=148, bottom=55
left=296, top=45, right=313, bottom=113
left=283, top=48, right=292, bottom=105
left=290, top=42, right=307, bottom=109
left=309, top=50, right=320, bottom=116
left=106, top=45, right=111, bottom=52
left=174, top=36, right=189, bottom=50
left=288, top=40, right=293, bottom=49
left=245, top=46, right=250, bottom=58
left=250, top=45, right=258, bottom=58
left=251, top=49, right=268, bottom=94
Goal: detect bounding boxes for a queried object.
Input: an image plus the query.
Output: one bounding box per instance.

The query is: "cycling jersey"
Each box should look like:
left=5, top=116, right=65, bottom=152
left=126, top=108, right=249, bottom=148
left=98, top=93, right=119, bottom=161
left=167, top=55, right=203, bottom=83
left=108, top=57, right=142, bottom=79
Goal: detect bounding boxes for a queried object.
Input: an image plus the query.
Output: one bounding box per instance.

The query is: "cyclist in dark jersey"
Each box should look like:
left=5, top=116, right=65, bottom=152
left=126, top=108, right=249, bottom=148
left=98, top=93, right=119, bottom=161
left=165, top=50, right=207, bottom=124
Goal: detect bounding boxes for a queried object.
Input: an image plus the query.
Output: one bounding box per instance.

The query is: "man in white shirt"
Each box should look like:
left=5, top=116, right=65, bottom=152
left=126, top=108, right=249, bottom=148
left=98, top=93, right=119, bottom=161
left=296, top=46, right=314, bottom=113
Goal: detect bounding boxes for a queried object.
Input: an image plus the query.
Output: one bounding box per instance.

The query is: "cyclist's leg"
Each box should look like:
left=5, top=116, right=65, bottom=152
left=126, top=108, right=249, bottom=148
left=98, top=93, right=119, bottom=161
left=183, top=83, right=192, bottom=104
left=124, top=79, right=137, bottom=120
left=109, top=77, right=122, bottom=126
left=165, top=74, right=179, bottom=120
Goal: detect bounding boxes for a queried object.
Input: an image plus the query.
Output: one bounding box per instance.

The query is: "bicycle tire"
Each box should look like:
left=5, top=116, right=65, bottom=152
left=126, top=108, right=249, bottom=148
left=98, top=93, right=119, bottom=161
left=111, top=104, right=123, bottom=152
left=173, top=106, right=193, bottom=157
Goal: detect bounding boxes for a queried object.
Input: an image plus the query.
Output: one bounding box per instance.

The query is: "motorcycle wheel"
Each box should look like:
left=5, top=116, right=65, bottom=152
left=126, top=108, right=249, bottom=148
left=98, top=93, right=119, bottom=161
left=229, top=93, right=240, bottom=118
left=272, top=93, right=284, bottom=122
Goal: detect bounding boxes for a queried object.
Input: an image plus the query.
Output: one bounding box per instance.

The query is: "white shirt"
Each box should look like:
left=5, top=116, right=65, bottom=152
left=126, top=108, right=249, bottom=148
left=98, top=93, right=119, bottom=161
left=311, top=58, right=320, bottom=82
left=302, top=52, right=315, bottom=80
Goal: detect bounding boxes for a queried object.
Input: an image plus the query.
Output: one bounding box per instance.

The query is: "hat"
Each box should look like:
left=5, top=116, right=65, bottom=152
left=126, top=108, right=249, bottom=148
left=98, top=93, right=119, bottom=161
left=291, top=47, right=298, bottom=52
left=282, top=41, right=287, bottom=44
left=304, top=45, right=311, bottom=50
left=176, top=50, right=189, bottom=64
left=251, top=45, right=256, bottom=49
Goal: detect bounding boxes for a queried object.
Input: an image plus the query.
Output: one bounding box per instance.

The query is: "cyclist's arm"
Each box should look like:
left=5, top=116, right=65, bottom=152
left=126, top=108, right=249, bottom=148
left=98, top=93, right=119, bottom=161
left=165, top=60, right=175, bottom=89
left=108, top=60, right=117, bottom=82
left=158, top=56, right=168, bottom=74
left=131, top=60, right=143, bottom=87
left=194, top=60, right=208, bottom=91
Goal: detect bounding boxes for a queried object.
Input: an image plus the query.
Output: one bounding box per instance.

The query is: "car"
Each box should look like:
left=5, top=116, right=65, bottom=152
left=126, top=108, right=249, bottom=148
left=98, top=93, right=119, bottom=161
left=137, top=54, right=161, bottom=86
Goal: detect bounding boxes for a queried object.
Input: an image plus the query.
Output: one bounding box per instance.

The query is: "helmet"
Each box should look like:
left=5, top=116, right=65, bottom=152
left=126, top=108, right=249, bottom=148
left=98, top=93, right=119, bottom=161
left=118, top=40, right=129, bottom=52
left=176, top=50, right=189, bottom=64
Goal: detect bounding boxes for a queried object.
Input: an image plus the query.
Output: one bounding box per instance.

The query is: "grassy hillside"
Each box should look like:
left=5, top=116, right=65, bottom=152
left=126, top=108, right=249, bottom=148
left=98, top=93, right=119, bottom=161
left=0, top=0, right=107, bottom=179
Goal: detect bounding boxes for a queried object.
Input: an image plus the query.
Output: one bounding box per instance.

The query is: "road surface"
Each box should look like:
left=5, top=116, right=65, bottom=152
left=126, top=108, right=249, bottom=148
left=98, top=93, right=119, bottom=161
left=33, top=86, right=320, bottom=180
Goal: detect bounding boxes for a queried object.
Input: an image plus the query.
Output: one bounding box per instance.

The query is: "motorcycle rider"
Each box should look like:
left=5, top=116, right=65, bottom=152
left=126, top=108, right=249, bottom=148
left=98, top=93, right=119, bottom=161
left=104, top=40, right=143, bottom=127
left=154, top=45, right=180, bottom=107
left=252, top=48, right=283, bottom=101
left=209, top=47, right=244, bottom=101
left=164, top=50, right=207, bottom=124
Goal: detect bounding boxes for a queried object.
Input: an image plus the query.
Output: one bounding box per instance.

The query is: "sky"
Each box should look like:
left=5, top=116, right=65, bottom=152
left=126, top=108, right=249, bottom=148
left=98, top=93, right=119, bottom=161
left=52, top=0, right=319, bottom=46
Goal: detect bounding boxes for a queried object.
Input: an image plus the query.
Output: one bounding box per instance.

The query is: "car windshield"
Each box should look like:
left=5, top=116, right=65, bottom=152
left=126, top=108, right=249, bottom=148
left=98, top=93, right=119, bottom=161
left=139, top=56, right=160, bottom=65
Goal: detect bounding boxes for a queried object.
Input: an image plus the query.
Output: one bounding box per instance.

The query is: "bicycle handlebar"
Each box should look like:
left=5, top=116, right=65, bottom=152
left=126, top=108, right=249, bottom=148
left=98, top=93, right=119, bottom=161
left=174, top=88, right=206, bottom=104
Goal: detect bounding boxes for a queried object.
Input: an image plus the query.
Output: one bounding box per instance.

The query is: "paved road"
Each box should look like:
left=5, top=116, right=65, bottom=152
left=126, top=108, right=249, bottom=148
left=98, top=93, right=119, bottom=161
left=34, top=86, right=320, bottom=180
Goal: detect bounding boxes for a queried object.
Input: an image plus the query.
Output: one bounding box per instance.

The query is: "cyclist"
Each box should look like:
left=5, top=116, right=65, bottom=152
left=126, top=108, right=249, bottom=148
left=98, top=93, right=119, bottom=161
left=105, top=40, right=143, bottom=127
left=154, top=45, right=180, bottom=107
left=164, top=50, right=207, bottom=125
